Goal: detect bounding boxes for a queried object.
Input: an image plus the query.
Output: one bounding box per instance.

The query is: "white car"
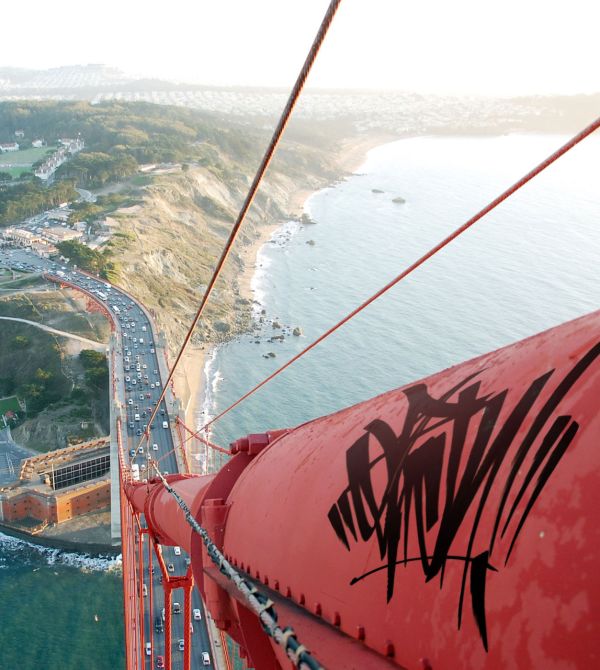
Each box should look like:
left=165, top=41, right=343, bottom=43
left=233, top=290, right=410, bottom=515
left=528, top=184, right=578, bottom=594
left=128, top=399, right=133, bottom=405
left=202, top=652, right=210, bottom=665
left=178, top=639, right=184, bottom=652
left=125, top=376, right=130, bottom=382
left=174, top=546, right=181, bottom=556
left=193, top=608, right=201, bottom=621
left=152, top=443, right=159, bottom=451
left=145, top=642, right=151, bottom=656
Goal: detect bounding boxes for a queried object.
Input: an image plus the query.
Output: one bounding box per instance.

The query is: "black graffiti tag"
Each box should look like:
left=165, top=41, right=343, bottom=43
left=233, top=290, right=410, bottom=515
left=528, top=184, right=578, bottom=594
left=327, top=342, right=600, bottom=650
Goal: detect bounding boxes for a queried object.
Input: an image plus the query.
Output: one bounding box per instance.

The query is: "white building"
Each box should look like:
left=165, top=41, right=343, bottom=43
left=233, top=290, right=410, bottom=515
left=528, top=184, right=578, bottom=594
left=2, top=228, right=41, bottom=247
left=0, top=143, right=19, bottom=153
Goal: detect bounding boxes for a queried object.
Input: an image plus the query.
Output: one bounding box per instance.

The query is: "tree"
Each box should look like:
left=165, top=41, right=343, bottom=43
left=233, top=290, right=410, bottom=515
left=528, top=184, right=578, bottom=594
left=56, top=240, right=103, bottom=272
left=79, top=349, right=106, bottom=368
left=35, top=368, right=53, bottom=382
left=85, top=366, right=108, bottom=389
left=12, top=335, right=29, bottom=349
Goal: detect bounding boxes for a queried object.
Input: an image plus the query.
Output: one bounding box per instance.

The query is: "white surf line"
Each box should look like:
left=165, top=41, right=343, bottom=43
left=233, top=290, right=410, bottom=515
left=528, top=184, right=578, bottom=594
left=0, top=316, right=106, bottom=349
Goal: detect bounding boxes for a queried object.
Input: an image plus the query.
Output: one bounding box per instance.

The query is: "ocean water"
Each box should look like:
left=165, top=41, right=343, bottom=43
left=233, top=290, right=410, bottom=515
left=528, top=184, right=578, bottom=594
left=0, top=532, right=124, bottom=668
left=198, top=133, right=600, bottom=450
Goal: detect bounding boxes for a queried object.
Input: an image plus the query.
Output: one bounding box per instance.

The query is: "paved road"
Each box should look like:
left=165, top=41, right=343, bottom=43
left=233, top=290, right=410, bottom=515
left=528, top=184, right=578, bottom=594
left=0, top=247, right=215, bottom=669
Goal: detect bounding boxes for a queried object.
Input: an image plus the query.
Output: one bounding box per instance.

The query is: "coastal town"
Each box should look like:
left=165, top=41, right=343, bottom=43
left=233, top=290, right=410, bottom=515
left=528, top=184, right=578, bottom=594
left=0, top=204, right=112, bottom=258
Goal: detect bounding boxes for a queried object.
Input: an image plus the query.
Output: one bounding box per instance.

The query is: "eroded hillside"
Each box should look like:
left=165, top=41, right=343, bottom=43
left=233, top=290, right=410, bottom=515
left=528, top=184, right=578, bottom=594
left=104, top=129, right=346, bottom=355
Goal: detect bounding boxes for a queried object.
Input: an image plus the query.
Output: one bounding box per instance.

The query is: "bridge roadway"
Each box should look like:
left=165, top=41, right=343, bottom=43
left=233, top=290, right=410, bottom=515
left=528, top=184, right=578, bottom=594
left=0, top=248, right=215, bottom=669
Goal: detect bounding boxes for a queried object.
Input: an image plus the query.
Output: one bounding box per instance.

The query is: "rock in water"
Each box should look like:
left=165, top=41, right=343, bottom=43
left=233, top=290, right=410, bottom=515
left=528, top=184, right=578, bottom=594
left=306, top=240, right=316, bottom=246
left=301, top=213, right=317, bottom=225
left=292, top=326, right=303, bottom=336
left=392, top=196, right=406, bottom=204
left=372, top=188, right=384, bottom=194
left=272, top=321, right=282, bottom=329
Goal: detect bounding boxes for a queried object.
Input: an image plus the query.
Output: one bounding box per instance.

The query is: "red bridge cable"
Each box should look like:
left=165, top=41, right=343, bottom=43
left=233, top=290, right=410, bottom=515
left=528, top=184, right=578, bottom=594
left=191, top=117, right=600, bottom=437
left=134, top=0, right=343, bottom=458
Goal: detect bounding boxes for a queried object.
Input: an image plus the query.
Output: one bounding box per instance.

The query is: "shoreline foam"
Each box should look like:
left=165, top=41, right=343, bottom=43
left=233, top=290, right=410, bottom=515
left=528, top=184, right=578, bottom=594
left=186, top=133, right=392, bottom=461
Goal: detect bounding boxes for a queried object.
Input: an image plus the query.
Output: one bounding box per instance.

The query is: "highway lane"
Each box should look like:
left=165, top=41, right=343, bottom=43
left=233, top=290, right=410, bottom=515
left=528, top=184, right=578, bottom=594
left=0, top=247, right=215, bottom=669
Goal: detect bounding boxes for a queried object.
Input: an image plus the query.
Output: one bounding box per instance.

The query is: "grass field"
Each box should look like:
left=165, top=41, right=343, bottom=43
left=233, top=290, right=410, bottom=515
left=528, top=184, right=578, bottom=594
left=1, top=165, right=33, bottom=178
left=0, top=146, right=56, bottom=167
left=0, top=395, right=21, bottom=415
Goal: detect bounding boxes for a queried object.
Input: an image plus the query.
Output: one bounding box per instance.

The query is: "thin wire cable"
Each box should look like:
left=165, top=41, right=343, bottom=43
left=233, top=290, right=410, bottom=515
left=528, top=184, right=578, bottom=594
left=156, top=418, right=229, bottom=467
left=134, top=0, right=343, bottom=458
left=192, top=117, right=600, bottom=436
left=150, top=464, right=325, bottom=669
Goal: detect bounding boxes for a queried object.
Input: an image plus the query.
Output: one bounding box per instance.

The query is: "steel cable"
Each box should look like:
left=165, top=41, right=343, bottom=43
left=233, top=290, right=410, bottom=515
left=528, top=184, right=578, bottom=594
left=191, top=116, right=600, bottom=438
left=151, top=464, right=325, bottom=669
left=134, top=0, right=343, bottom=459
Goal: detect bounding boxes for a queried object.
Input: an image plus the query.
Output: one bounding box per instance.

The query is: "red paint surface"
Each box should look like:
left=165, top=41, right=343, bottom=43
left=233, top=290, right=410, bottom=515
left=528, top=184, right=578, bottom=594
left=125, top=311, right=600, bottom=669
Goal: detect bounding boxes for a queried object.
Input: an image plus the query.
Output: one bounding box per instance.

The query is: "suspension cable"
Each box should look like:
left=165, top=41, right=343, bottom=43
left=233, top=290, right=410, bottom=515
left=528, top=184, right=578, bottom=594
left=134, top=0, right=343, bottom=459
left=191, top=117, right=600, bottom=437
left=151, top=464, right=324, bottom=670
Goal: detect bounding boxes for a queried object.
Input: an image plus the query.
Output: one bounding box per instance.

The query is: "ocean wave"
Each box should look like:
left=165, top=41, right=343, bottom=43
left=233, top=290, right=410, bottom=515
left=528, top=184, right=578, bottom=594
left=251, top=220, right=302, bottom=317
left=0, top=531, right=121, bottom=572
left=194, top=347, right=221, bottom=473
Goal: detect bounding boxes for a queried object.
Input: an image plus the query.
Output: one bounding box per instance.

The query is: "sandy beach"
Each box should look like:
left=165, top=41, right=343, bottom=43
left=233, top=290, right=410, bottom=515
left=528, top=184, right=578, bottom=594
left=174, top=132, right=394, bottom=450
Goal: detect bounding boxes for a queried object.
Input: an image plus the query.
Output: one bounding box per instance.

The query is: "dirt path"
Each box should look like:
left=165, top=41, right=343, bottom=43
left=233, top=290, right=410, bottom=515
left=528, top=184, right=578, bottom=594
left=0, top=316, right=105, bottom=349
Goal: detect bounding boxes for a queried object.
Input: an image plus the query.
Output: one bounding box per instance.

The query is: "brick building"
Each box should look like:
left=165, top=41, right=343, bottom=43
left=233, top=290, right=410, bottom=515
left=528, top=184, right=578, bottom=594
left=0, top=437, right=111, bottom=525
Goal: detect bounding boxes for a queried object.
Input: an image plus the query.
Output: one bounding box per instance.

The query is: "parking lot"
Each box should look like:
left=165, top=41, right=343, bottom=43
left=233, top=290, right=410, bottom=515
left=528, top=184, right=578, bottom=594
left=0, top=427, right=35, bottom=485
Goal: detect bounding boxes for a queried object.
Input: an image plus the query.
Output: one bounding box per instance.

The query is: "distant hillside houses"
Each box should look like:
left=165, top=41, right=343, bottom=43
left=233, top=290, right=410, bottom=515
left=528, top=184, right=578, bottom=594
left=59, top=137, right=84, bottom=153
left=0, top=142, right=19, bottom=153
left=34, top=137, right=84, bottom=181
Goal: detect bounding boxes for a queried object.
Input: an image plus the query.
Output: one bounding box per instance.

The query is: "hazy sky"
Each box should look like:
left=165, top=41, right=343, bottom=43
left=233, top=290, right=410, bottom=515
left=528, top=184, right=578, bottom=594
left=2, top=0, right=598, bottom=96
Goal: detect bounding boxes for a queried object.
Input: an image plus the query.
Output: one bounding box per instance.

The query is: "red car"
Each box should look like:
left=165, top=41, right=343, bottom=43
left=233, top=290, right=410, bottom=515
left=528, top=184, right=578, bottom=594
left=156, top=656, right=164, bottom=669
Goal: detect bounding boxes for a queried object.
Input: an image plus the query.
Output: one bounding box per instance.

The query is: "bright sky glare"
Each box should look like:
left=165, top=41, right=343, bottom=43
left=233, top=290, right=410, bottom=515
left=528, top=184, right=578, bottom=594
left=2, top=0, right=598, bottom=96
